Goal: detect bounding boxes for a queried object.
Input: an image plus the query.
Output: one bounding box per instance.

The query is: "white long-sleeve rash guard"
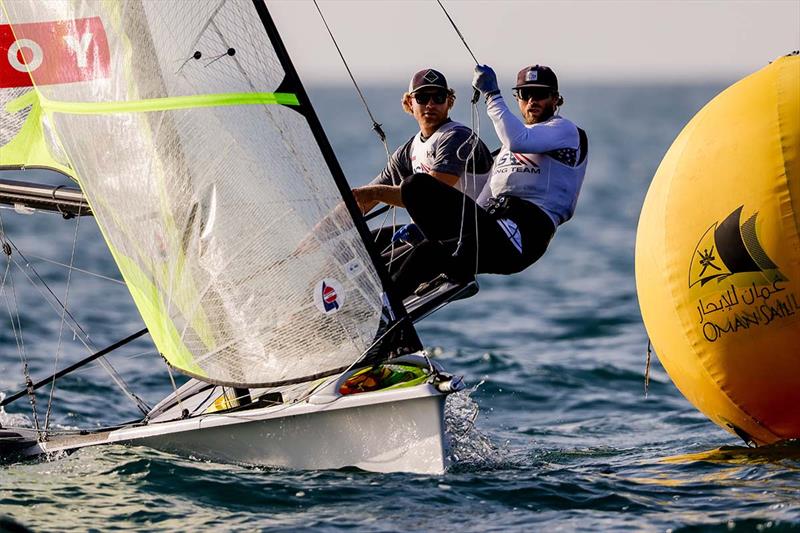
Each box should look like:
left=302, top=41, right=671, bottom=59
left=479, top=93, right=587, bottom=227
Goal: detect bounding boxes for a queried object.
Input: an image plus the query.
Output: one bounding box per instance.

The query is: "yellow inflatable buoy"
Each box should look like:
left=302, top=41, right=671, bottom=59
left=636, top=52, right=800, bottom=446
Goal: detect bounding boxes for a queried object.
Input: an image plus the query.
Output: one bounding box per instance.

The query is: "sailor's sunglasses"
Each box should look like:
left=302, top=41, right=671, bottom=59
left=413, top=91, right=448, bottom=105
left=514, top=87, right=554, bottom=101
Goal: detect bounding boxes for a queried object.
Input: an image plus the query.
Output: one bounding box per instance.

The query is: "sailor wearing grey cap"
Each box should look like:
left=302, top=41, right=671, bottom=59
left=351, top=68, right=492, bottom=215
left=385, top=64, right=588, bottom=299
left=350, top=68, right=493, bottom=271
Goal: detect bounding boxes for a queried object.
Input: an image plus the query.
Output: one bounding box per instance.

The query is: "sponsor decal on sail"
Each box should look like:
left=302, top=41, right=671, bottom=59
left=0, top=17, right=110, bottom=88
left=314, top=278, right=344, bottom=315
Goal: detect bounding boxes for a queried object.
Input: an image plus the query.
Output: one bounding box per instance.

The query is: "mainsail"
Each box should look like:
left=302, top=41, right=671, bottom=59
left=0, top=0, right=417, bottom=386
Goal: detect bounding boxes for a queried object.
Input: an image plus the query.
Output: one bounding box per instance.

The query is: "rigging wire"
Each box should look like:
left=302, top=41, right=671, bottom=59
left=22, top=253, right=126, bottom=285
left=45, top=208, right=84, bottom=432
left=436, top=0, right=479, bottom=65
left=9, top=252, right=150, bottom=415
left=20, top=347, right=157, bottom=384
left=435, top=0, right=483, bottom=276
left=450, top=100, right=483, bottom=274
left=436, top=0, right=481, bottom=105
left=1, top=241, right=43, bottom=438
left=0, top=213, right=44, bottom=438
left=2, top=234, right=150, bottom=415
left=311, top=0, right=400, bottom=268
left=0, top=327, right=150, bottom=409
left=470, top=103, right=482, bottom=277
left=4, top=237, right=92, bottom=341
left=165, top=363, right=188, bottom=419
left=312, top=0, right=390, bottom=158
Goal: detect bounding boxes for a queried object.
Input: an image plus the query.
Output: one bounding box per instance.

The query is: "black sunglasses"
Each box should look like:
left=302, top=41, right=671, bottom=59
left=514, top=87, right=554, bottom=101
left=413, top=91, right=448, bottom=105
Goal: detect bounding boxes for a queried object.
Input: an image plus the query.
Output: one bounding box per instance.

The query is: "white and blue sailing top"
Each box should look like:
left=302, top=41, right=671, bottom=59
left=477, top=94, right=588, bottom=227
left=372, top=119, right=492, bottom=201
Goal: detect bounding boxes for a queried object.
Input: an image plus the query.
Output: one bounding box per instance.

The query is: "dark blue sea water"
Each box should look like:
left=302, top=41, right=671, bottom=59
left=1, top=82, right=799, bottom=532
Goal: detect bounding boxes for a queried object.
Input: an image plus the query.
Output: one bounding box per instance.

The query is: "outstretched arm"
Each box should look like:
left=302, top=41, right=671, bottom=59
left=485, top=95, right=575, bottom=153
left=473, top=64, right=576, bottom=153
left=353, top=184, right=403, bottom=212
left=352, top=170, right=458, bottom=213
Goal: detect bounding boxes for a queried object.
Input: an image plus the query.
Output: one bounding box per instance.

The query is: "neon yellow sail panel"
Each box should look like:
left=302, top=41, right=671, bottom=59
left=0, top=11, right=75, bottom=177
left=636, top=53, right=800, bottom=445
left=2, top=0, right=387, bottom=386
left=0, top=90, right=76, bottom=177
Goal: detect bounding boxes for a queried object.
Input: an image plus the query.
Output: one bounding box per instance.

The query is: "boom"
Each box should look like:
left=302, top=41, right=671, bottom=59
left=0, top=178, right=91, bottom=217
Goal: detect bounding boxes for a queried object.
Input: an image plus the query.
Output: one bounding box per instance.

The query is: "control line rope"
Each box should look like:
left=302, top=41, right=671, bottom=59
left=437, top=0, right=483, bottom=274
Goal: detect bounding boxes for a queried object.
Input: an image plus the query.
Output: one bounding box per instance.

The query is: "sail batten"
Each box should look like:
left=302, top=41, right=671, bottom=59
left=1, top=0, right=413, bottom=386
left=25, top=92, right=300, bottom=115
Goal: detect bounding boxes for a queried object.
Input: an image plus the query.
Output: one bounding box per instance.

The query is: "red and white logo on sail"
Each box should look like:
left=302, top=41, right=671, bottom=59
left=0, top=17, right=110, bottom=89
left=314, top=278, right=345, bottom=315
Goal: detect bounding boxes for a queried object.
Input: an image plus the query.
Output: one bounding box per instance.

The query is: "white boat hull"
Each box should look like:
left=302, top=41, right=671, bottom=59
left=25, top=383, right=450, bottom=474
left=133, top=384, right=449, bottom=473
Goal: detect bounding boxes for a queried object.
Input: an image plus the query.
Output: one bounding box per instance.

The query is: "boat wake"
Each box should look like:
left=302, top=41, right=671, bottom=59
left=0, top=392, right=32, bottom=428
left=445, top=382, right=507, bottom=470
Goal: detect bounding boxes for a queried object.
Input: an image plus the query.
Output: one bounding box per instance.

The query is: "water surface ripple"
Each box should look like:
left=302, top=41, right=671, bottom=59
left=1, top=84, right=798, bottom=531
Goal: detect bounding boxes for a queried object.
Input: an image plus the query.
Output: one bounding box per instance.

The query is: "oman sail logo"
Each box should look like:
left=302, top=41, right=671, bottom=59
left=689, top=205, right=786, bottom=288
left=689, top=206, right=797, bottom=343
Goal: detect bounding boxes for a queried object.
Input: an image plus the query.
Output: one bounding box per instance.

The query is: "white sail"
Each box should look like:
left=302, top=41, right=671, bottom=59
left=0, top=0, right=399, bottom=386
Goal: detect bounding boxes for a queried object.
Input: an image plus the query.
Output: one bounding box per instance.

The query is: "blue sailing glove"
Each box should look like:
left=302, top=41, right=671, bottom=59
left=391, top=223, right=424, bottom=246
left=472, top=65, right=499, bottom=96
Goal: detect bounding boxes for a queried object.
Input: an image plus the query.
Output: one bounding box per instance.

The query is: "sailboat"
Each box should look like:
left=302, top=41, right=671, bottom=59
left=0, top=0, right=474, bottom=474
